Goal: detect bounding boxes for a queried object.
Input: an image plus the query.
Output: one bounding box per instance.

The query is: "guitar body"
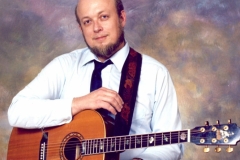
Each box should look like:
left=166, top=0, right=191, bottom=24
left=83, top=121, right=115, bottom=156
left=7, top=110, right=119, bottom=160
left=8, top=110, right=240, bottom=159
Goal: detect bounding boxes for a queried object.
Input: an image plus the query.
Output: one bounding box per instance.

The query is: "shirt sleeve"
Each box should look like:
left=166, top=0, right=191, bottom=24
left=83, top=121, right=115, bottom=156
left=120, top=67, right=183, bottom=160
left=138, top=69, right=183, bottom=160
left=8, top=56, right=73, bottom=129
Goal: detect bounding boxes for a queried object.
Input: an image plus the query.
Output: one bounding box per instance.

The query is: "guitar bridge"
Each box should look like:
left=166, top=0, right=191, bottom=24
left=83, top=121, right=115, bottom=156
left=39, top=132, right=48, bottom=160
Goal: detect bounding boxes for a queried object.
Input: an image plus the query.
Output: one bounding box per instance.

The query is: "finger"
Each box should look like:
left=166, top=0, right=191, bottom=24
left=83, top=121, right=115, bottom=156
left=99, top=87, right=123, bottom=112
left=102, top=94, right=123, bottom=112
left=97, top=100, right=118, bottom=115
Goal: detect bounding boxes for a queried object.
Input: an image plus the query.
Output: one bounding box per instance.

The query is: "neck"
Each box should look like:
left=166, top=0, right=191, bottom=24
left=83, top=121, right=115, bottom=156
left=97, top=41, right=126, bottom=62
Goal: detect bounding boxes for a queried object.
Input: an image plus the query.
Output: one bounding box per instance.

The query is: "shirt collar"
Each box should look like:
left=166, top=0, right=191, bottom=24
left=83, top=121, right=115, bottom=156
left=80, top=42, right=130, bottom=72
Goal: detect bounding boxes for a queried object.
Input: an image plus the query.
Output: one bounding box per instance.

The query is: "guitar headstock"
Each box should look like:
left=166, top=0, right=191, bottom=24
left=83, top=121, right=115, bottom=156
left=190, top=120, right=240, bottom=152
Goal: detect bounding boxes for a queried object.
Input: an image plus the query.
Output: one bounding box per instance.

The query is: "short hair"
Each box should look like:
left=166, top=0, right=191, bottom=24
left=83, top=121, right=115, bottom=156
left=75, top=0, right=124, bottom=25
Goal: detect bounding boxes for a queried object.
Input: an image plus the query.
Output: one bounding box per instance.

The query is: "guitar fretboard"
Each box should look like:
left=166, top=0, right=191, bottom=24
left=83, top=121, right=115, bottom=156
left=81, top=130, right=189, bottom=155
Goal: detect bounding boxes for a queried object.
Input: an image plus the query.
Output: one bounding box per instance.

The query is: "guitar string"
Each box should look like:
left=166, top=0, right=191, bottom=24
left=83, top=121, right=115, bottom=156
left=47, top=134, right=223, bottom=156
left=9, top=129, right=221, bottom=150
left=12, top=129, right=226, bottom=155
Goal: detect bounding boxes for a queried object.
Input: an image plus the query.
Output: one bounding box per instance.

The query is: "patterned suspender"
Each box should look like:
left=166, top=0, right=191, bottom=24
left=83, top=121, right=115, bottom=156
left=114, top=48, right=142, bottom=136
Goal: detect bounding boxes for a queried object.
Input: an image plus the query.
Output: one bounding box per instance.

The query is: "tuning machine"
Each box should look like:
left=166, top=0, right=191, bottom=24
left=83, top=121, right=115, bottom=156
left=226, top=146, right=233, bottom=153
left=215, top=145, right=221, bottom=153
left=204, top=146, right=210, bottom=153
left=228, top=119, right=231, bottom=124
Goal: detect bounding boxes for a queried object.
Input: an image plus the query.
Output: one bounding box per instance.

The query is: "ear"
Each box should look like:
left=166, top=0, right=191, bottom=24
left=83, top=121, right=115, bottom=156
left=119, top=10, right=126, bottom=27
left=78, top=24, right=83, bottom=33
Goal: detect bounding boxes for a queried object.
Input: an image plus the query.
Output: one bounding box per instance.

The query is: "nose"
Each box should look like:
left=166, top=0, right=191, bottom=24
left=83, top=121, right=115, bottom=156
left=93, top=21, right=103, bottom=33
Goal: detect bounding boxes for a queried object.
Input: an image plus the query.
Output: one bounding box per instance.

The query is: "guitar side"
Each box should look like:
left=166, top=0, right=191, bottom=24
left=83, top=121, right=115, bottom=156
left=7, top=110, right=108, bottom=160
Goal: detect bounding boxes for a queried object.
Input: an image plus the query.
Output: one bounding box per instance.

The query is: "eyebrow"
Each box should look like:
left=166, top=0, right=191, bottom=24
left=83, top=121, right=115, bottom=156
left=80, top=10, right=106, bottom=21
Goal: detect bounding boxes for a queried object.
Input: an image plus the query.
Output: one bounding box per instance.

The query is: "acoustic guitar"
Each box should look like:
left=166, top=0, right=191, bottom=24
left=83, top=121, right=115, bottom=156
left=7, top=110, right=240, bottom=160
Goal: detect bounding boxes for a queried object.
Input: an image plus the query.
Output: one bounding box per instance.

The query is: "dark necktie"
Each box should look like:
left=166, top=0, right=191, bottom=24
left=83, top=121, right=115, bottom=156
left=90, top=60, right=113, bottom=92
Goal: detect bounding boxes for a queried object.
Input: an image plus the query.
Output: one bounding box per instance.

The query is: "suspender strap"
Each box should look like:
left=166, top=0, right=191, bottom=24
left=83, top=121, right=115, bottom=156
left=114, top=48, right=142, bottom=136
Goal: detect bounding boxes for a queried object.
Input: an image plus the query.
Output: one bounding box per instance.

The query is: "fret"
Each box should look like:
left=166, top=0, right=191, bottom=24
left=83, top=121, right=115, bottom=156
left=124, top=136, right=131, bottom=149
left=170, top=132, right=171, bottom=144
left=119, top=136, right=125, bottom=151
left=109, top=138, right=112, bottom=152
left=129, top=135, right=134, bottom=149
left=148, top=134, right=155, bottom=147
left=136, top=135, right=142, bottom=148
left=92, top=139, right=98, bottom=154
left=99, top=139, right=104, bottom=153
left=105, top=138, right=109, bottom=152
left=154, top=133, right=156, bottom=146
left=163, top=132, right=170, bottom=145
left=123, top=136, right=126, bottom=150
left=90, top=140, right=94, bottom=154
left=115, top=136, right=120, bottom=151
left=171, top=131, right=179, bottom=144
left=155, top=133, right=162, bottom=146
left=97, top=139, right=101, bottom=153
left=82, top=130, right=189, bottom=155
left=162, top=132, right=163, bottom=145
left=179, top=130, right=188, bottom=143
left=103, top=138, right=108, bottom=153
left=111, top=137, right=116, bottom=152
left=141, top=134, right=148, bottom=148
left=86, top=140, right=89, bottom=154
left=89, top=139, right=92, bottom=154
left=96, top=139, right=100, bottom=153
left=107, top=137, right=115, bottom=152
left=81, top=141, right=86, bottom=155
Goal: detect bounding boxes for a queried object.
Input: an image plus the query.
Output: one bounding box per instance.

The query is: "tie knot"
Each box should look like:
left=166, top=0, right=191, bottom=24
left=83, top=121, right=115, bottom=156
left=93, top=60, right=113, bottom=71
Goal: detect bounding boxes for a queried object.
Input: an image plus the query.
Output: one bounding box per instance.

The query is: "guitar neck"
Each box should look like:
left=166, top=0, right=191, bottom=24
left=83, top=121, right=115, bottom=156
left=81, top=129, right=189, bottom=155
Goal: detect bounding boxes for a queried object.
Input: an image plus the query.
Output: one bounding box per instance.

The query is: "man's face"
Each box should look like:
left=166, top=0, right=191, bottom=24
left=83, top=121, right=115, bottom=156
left=77, top=0, right=126, bottom=61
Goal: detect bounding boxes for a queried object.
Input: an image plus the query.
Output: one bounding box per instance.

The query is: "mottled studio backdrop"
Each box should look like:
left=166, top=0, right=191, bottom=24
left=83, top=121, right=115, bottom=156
left=1, top=0, right=240, bottom=159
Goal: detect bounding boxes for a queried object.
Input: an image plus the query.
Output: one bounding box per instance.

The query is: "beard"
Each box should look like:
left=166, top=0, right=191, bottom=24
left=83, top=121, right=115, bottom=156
left=82, top=25, right=125, bottom=59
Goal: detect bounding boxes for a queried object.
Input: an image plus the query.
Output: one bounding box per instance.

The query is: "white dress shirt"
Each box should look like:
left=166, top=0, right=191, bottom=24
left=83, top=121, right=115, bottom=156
left=8, top=43, right=183, bottom=159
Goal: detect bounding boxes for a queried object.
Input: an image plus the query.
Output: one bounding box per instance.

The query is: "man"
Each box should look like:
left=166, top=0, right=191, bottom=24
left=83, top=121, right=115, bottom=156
left=8, top=0, right=183, bottom=159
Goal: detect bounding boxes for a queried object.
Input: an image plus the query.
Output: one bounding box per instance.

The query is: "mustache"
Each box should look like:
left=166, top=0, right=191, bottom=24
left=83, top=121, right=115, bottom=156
left=93, top=34, right=108, bottom=40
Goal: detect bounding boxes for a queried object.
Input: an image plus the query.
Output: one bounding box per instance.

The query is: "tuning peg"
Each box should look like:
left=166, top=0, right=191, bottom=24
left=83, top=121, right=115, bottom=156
left=226, top=146, right=233, bottom=153
left=204, top=146, right=210, bottom=153
left=205, top=121, right=209, bottom=126
left=215, top=146, right=221, bottom=153
left=216, top=120, right=220, bottom=125
left=228, top=119, right=232, bottom=124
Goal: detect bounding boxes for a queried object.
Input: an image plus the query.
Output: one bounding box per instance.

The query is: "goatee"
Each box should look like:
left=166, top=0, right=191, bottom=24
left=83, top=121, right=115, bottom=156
left=83, top=27, right=125, bottom=59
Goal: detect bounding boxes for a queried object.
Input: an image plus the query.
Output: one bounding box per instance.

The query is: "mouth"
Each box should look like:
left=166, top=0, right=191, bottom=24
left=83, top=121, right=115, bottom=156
left=93, top=35, right=108, bottom=42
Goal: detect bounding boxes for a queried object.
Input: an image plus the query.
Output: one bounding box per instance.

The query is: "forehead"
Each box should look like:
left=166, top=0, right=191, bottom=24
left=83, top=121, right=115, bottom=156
left=77, top=0, right=116, bottom=18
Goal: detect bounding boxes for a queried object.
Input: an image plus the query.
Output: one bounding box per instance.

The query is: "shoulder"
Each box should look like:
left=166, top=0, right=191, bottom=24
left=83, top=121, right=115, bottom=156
left=41, top=48, right=90, bottom=75
left=141, top=53, right=169, bottom=76
left=53, top=48, right=89, bottom=65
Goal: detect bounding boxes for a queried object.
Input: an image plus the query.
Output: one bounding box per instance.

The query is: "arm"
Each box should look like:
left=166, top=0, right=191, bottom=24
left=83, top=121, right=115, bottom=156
left=8, top=57, right=73, bottom=129
left=136, top=69, right=183, bottom=160
left=8, top=54, right=123, bottom=129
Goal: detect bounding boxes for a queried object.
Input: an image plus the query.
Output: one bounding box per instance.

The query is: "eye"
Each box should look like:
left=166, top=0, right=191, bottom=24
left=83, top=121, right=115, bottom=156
left=100, top=15, right=109, bottom=20
left=83, top=19, right=91, bottom=26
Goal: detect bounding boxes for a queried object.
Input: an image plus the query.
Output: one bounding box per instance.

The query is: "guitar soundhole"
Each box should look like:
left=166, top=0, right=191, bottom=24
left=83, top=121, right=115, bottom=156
left=60, top=132, right=84, bottom=160
left=64, top=138, right=81, bottom=160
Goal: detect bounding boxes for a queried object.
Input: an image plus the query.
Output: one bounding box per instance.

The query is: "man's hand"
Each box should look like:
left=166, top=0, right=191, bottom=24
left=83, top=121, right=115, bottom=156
left=71, top=87, right=123, bottom=115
